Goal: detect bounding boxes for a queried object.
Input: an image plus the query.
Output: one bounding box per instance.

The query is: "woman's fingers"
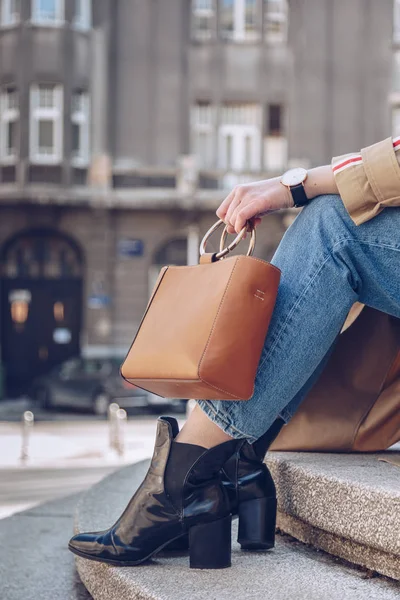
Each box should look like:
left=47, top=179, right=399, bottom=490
left=224, top=194, right=243, bottom=230
left=216, top=188, right=236, bottom=220
left=233, top=200, right=265, bottom=233
left=216, top=183, right=273, bottom=234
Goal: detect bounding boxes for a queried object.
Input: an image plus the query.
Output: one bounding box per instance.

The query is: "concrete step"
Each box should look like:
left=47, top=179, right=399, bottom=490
left=73, top=457, right=400, bottom=600
left=266, top=447, right=400, bottom=581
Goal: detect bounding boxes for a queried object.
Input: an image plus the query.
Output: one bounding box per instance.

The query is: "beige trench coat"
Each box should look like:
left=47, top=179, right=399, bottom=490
left=272, top=137, right=400, bottom=452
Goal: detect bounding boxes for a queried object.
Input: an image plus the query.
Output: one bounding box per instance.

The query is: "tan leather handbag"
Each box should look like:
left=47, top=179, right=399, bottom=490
left=120, top=219, right=281, bottom=400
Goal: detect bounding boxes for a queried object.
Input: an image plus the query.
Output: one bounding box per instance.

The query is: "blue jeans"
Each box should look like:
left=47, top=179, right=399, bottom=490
left=197, top=194, right=400, bottom=443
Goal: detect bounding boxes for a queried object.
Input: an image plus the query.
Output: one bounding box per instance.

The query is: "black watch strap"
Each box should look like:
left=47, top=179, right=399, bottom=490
left=290, top=183, right=309, bottom=208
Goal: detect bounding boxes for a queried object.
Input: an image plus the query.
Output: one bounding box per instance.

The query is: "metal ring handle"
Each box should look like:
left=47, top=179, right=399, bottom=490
left=219, top=221, right=256, bottom=257
left=199, top=218, right=256, bottom=260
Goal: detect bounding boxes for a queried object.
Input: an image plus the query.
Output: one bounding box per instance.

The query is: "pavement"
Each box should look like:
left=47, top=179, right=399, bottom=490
left=0, top=492, right=93, bottom=600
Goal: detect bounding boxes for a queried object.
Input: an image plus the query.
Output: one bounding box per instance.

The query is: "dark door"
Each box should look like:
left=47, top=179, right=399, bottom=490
left=0, top=229, right=84, bottom=397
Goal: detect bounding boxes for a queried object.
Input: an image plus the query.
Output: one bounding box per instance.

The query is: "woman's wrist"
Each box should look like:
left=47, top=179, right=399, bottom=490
left=303, top=165, right=338, bottom=200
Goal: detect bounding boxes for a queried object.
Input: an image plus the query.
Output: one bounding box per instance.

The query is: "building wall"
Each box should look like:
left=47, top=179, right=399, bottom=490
left=0, top=0, right=396, bottom=392
left=288, top=0, right=393, bottom=165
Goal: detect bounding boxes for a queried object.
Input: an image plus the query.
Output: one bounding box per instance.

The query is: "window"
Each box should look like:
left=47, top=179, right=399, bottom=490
left=0, top=86, right=19, bottom=162
left=218, top=103, right=261, bottom=171
left=73, top=0, right=91, bottom=30
left=220, top=0, right=259, bottom=41
left=264, top=0, right=288, bottom=43
left=264, top=103, right=287, bottom=171
left=191, top=0, right=215, bottom=40
left=71, top=90, right=90, bottom=166
left=32, top=0, right=64, bottom=25
left=30, top=84, right=63, bottom=163
left=0, top=0, right=20, bottom=26
left=191, top=102, right=215, bottom=168
left=191, top=102, right=263, bottom=171
left=395, top=0, right=400, bottom=44
left=268, top=104, right=282, bottom=136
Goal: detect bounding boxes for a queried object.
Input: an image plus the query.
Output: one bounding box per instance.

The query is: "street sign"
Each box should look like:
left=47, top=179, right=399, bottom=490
left=88, top=294, right=111, bottom=309
left=117, top=239, right=144, bottom=258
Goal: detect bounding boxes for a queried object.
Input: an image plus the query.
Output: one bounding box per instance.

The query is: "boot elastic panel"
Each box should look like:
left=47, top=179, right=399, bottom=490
left=190, top=439, right=240, bottom=482
left=164, top=441, right=208, bottom=509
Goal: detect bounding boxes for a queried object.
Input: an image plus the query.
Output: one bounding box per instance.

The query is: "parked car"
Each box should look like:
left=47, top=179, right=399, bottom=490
left=30, top=356, right=186, bottom=416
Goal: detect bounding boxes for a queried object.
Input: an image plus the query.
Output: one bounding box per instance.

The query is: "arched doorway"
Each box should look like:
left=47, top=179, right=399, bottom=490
left=0, top=228, right=84, bottom=396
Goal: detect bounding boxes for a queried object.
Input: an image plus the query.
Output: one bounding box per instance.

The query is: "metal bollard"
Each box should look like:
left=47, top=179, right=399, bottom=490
left=115, top=408, right=127, bottom=456
left=108, top=402, right=120, bottom=451
left=20, top=410, right=34, bottom=463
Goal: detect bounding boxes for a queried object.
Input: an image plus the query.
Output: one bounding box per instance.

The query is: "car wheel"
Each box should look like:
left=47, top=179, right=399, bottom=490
left=33, top=385, right=52, bottom=410
left=92, top=390, right=111, bottom=416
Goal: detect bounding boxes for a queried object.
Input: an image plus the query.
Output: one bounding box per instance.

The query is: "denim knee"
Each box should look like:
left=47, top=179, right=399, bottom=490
left=293, top=194, right=356, bottom=247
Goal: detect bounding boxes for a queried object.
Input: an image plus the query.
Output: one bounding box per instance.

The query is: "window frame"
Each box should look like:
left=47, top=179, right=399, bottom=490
left=0, top=85, right=19, bottom=164
left=73, top=0, right=91, bottom=31
left=264, top=0, right=288, bottom=44
left=218, top=124, right=261, bottom=171
left=71, top=90, right=90, bottom=167
left=219, top=0, right=261, bottom=42
left=0, top=0, right=20, bottom=27
left=191, top=0, right=215, bottom=41
left=218, top=103, right=262, bottom=172
left=29, top=84, right=63, bottom=164
left=31, top=0, right=65, bottom=26
left=191, top=102, right=216, bottom=169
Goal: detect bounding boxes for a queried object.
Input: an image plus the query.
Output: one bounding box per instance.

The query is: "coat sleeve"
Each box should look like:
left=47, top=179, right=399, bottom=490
left=331, top=136, right=400, bottom=225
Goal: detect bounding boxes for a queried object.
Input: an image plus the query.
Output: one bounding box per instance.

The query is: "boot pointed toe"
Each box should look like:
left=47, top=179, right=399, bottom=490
left=68, top=530, right=116, bottom=561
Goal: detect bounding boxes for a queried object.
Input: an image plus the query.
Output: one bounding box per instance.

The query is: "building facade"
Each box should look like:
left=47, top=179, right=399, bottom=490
left=0, top=0, right=395, bottom=395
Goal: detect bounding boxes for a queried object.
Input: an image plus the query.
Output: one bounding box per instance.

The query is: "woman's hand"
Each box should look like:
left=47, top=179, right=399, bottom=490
left=216, top=176, right=294, bottom=235
left=216, top=165, right=339, bottom=234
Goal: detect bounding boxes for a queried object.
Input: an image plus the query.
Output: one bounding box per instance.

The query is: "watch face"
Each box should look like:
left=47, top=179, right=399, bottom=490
left=281, top=167, right=308, bottom=187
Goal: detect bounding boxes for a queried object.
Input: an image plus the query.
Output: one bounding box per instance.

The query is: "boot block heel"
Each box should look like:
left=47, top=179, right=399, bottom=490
left=189, top=514, right=232, bottom=569
left=238, top=496, right=277, bottom=550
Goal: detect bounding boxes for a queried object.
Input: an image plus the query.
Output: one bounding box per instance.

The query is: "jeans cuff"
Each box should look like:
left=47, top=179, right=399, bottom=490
left=196, top=400, right=258, bottom=443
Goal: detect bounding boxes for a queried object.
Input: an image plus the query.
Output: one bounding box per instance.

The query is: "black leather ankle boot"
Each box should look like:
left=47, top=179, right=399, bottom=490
left=166, top=417, right=285, bottom=552
left=228, top=417, right=285, bottom=550
left=68, top=416, right=239, bottom=569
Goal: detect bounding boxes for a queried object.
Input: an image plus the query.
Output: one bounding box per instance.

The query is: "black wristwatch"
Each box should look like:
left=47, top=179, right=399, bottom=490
left=280, top=167, right=309, bottom=208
